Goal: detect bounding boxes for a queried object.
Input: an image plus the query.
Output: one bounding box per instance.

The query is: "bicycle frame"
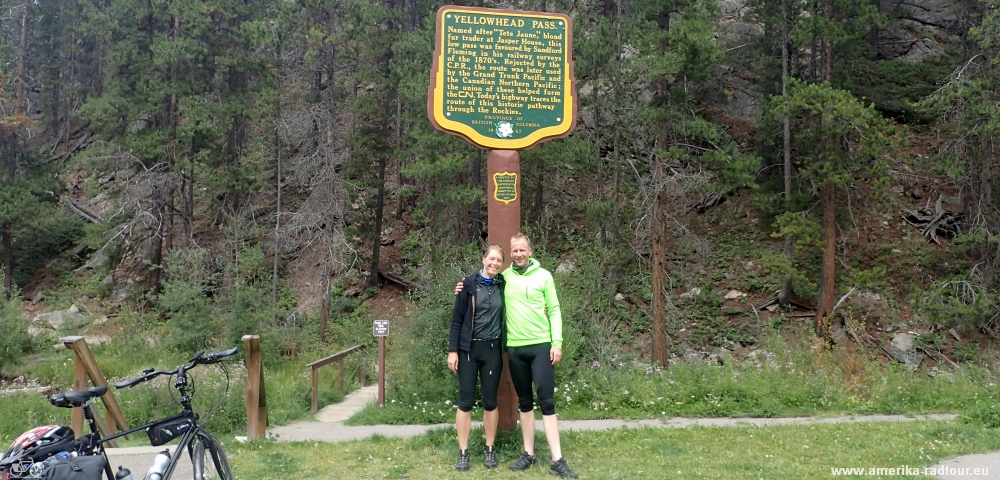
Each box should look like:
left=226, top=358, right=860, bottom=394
left=78, top=403, right=201, bottom=480
left=71, top=348, right=239, bottom=480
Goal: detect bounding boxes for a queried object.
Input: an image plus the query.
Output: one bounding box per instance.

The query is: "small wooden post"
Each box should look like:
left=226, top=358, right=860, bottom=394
left=241, top=335, right=267, bottom=440
left=69, top=354, right=87, bottom=437
left=310, top=367, right=319, bottom=414
left=378, top=336, right=385, bottom=408
left=61, top=336, right=129, bottom=446
left=339, top=357, right=345, bottom=396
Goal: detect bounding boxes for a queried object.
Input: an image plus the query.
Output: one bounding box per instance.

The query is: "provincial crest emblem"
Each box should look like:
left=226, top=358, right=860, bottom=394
left=495, top=121, right=514, bottom=138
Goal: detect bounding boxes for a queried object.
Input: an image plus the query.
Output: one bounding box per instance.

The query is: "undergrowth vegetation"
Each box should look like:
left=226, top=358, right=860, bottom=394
left=5, top=236, right=1000, bottom=448
left=350, top=330, right=1000, bottom=425
left=0, top=293, right=31, bottom=373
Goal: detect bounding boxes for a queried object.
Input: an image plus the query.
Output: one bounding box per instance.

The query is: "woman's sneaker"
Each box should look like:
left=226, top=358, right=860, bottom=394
left=455, top=452, right=470, bottom=471
left=509, top=451, right=536, bottom=471
left=549, top=458, right=578, bottom=478
left=484, top=450, right=498, bottom=469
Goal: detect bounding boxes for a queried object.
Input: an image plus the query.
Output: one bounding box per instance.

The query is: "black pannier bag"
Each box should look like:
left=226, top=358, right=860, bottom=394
left=146, top=418, right=193, bottom=447
left=40, top=456, right=105, bottom=480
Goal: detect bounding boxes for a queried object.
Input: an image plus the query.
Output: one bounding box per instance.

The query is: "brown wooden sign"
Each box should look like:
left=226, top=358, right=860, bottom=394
left=428, top=5, right=577, bottom=150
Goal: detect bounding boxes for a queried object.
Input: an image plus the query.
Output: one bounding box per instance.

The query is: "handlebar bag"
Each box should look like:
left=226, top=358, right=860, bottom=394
left=40, top=456, right=105, bottom=480
left=147, top=418, right=193, bottom=447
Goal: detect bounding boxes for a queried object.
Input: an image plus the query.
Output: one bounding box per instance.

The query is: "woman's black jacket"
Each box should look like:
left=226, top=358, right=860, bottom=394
left=448, top=273, right=506, bottom=353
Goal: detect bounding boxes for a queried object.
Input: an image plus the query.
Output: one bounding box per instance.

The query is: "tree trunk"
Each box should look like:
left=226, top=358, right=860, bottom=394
left=650, top=6, right=673, bottom=365
left=147, top=208, right=165, bottom=301
left=814, top=0, right=836, bottom=339
left=815, top=180, right=837, bottom=338
left=778, top=0, right=795, bottom=306
left=14, top=1, right=29, bottom=117
left=651, top=189, right=670, bottom=366
left=0, top=148, right=14, bottom=299
left=2, top=225, right=12, bottom=299
left=367, top=34, right=396, bottom=288
left=163, top=15, right=180, bottom=256
left=320, top=264, right=330, bottom=342
left=95, top=0, right=108, bottom=96
left=979, top=135, right=995, bottom=286
left=3, top=2, right=30, bottom=298
left=368, top=152, right=387, bottom=288
left=272, top=91, right=282, bottom=324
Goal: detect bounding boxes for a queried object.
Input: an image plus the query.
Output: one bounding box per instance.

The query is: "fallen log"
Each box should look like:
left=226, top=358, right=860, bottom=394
left=380, top=270, right=422, bottom=291
left=65, top=197, right=103, bottom=224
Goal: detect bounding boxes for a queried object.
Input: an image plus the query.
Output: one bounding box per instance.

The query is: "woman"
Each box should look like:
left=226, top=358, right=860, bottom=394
left=447, top=244, right=506, bottom=471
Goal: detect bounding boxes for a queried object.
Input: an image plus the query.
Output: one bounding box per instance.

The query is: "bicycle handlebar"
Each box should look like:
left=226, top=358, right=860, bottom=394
left=114, top=347, right=239, bottom=390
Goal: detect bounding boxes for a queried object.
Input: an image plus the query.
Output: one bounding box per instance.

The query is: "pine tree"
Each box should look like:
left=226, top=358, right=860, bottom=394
left=924, top=0, right=1000, bottom=288
left=774, top=79, right=899, bottom=338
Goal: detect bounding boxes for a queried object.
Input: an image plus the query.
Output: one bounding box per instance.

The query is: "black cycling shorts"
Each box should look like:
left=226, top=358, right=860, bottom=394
left=507, top=343, right=556, bottom=416
left=456, top=340, right=503, bottom=412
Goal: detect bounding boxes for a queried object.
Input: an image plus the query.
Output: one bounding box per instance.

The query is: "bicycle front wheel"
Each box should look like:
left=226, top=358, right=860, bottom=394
left=190, top=430, right=234, bottom=480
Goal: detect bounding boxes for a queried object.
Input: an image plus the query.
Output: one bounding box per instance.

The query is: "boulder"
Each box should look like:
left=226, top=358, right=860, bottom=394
left=679, top=287, right=702, bottom=299
left=555, top=261, right=576, bottom=275
left=77, top=248, right=108, bottom=271
left=33, top=307, right=91, bottom=331
left=888, top=332, right=924, bottom=369
left=848, top=290, right=889, bottom=317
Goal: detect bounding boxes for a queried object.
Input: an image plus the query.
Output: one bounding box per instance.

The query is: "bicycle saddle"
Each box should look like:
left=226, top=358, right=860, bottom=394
left=50, top=385, right=108, bottom=408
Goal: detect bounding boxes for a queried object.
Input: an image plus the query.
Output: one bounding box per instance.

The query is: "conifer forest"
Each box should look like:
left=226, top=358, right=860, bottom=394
left=1, top=0, right=1000, bottom=369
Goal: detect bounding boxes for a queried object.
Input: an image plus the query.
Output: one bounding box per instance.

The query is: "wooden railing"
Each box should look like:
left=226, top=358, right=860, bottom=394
left=61, top=336, right=130, bottom=446
left=306, top=345, right=365, bottom=414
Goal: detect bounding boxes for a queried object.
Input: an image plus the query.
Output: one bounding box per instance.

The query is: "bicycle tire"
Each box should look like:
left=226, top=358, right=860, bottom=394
left=190, top=430, right=233, bottom=480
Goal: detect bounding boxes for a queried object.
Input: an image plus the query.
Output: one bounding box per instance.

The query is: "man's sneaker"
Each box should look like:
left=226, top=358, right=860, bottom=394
left=549, top=458, right=578, bottom=478
left=455, top=452, right=470, bottom=471
left=484, top=450, right=498, bottom=469
left=509, top=451, right=536, bottom=471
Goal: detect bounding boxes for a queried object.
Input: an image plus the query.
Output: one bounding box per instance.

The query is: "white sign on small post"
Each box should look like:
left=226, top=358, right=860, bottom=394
left=374, top=320, right=389, bottom=407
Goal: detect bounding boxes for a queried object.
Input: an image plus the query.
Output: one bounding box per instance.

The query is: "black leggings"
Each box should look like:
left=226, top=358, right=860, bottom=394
left=456, top=340, right=503, bottom=412
left=507, top=343, right=556, bottom=416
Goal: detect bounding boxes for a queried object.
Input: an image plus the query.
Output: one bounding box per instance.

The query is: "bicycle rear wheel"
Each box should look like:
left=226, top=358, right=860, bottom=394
left=190, top=430, right=233, bottom=480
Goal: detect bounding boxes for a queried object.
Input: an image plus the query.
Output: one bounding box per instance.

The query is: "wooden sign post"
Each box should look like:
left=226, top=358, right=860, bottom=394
left=428, top=5, right=576, bottom=433
left=241, top=335, right=268, bottom=440
left=373, top=319, right=390, bottom=408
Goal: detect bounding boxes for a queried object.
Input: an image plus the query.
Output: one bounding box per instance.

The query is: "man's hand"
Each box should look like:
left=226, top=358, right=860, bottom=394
left=454, top=281, right=464, bottom=295
left=550, top=347, right=563, bottom=365
left=448, top=352, right=459, bottom=373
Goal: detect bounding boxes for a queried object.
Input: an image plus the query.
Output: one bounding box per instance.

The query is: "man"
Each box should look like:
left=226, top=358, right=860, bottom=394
left=498, top=233, right=577, bottom=478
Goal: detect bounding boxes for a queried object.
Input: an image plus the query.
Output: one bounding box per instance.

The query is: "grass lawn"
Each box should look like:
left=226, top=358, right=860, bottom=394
left=228, top=420, right=1000, bottom=479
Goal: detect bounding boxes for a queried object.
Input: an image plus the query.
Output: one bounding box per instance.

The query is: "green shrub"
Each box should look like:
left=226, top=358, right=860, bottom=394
left=912, top=278, right=997, bottom=330
left=11, top=210, right=84, bottom=288
left=385, top=260, right=465, bottom=408
left=0, top=294, right=32, bottom=373
left=155, top=249, right=220, bottom=351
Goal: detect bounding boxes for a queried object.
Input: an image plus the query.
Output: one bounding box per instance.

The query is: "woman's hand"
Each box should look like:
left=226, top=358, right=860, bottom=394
left=448, top=352, right=459, bottom=373
left=454, top=281, right=464, bottom=295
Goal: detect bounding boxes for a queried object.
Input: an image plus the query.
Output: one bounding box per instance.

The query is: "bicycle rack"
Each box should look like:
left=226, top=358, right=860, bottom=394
left=60, top=336, right=131, bottom=445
